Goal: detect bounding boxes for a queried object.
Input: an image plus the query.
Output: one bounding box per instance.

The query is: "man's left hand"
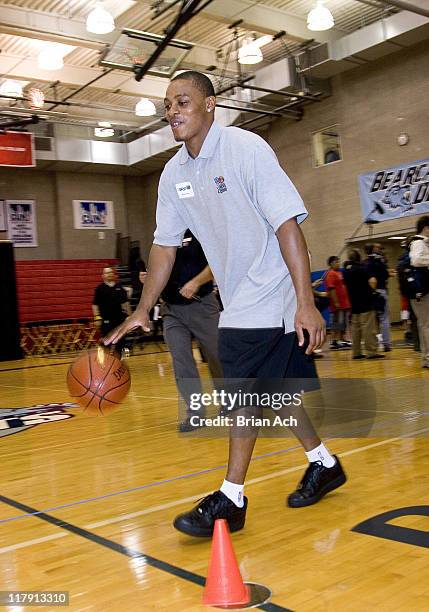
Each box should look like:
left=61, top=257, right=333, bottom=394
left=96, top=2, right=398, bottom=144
left=295, top=304, right=326, bottom=355
left=179, top=279, right=200, bottom=300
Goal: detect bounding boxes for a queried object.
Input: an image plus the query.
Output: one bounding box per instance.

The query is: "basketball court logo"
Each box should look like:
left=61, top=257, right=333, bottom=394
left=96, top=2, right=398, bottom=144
left=214, top=176, right=227, bottom=193
left=0, top=403, right=76, bottom=438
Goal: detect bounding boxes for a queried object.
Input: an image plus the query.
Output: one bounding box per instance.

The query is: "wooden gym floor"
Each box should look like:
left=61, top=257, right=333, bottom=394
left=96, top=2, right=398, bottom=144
left=0, top=333, right=428, bottom=611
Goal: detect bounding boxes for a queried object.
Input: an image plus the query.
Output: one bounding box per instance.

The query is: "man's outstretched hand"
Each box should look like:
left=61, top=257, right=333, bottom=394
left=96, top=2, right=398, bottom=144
left=103, top=310, right=151, bottom=346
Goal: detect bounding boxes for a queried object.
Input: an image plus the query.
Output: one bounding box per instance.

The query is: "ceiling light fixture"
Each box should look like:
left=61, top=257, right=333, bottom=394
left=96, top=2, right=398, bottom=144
left=94, top=121, right=114, bottom=137
left=252, top=35, right=273, bottom=49
left=0, top=79, right=24, bottom=98
left=38, top=47, right=64, bottom=71
left=307, top=1, right=335, bottom=31
left=238, top=36, right=263, bottom=65
left=86, top=2, right=115, bottom=35
left=135, top=98, right=156, bottom=116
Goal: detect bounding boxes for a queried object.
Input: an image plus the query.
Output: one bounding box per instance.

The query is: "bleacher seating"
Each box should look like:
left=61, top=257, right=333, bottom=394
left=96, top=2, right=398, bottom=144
left=15, top=259, right=118, bottom=355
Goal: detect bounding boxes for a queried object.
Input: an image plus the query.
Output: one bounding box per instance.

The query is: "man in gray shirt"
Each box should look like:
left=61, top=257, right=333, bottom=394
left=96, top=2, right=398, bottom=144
left=105, top=71, right=346, bottom=537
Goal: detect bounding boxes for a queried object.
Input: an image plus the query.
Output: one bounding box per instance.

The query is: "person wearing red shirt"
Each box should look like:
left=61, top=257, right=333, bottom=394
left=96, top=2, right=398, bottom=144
left=325, top=256, right=351, bottom=350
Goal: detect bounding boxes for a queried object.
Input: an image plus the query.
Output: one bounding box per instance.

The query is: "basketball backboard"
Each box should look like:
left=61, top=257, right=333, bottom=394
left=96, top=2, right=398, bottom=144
left=99, top=29, right=194, bottom=79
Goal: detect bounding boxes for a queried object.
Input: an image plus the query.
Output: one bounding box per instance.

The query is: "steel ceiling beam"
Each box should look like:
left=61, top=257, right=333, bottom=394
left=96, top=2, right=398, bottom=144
left=0, top=4, right=114, bottom=48
left=1, top=111, right=142, bottom=130
left=0, top=52, right=169, bottom=99
left=215, top=102, right=282, bottom=117
left=201, top=0, right=342, bottom=43
left=235, top=114, right=273, bottom=129
left=0, top=4, right=219, bottom=78
left=215, top=82, right=320, bottom=102
left=0, top=115, right=39, bottom=131
left=239, top=84, right=320, bottom=102
left=216, top=95, right=303, bottom=117
left=47, top=69, right=114, bottom=111
left=0, top=108, right=138, bottom=129
left=357, top=0, right=429, bottom=18
left=0, top=93, right=143, bottom=115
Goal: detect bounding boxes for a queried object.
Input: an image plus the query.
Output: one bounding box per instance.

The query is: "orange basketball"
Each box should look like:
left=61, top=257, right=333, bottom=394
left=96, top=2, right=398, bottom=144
left=67, top=347, right=131, bottom=416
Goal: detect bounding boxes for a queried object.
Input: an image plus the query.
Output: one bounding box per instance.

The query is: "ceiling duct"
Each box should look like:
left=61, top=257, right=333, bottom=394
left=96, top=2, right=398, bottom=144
left=368, top=0, right=429, bottom=19
left=296, top=9, right=429, bottom=78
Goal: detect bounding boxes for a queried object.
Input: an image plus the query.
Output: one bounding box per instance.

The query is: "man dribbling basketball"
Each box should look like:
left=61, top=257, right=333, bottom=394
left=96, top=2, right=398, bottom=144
left=104, top=71, right=346, bottom=536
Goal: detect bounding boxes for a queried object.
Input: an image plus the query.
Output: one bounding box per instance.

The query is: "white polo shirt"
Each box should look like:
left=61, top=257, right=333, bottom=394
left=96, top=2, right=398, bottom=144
left=154, top=121, right=308, bottom=331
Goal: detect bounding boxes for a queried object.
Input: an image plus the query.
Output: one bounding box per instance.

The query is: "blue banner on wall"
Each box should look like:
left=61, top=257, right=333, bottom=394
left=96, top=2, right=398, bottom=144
left=358, top=158, right=429, bottom=222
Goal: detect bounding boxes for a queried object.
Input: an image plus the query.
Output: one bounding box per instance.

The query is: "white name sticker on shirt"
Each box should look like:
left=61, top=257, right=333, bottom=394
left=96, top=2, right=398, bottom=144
left=175, top=182, right=195, bottom=199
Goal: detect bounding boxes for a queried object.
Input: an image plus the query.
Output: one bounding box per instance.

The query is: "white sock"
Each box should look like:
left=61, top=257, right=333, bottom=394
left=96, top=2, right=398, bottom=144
left=220, top=479, right=245, bottom=508
left=305, top=443, right=336, bottom=468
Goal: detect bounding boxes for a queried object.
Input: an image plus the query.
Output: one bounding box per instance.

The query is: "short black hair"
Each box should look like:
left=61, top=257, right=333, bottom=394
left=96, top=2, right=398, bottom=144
left=170, top=71, right=215, bottom=98
left=417, top=215, right=429, bottom=234
left=364, top=243, right=374, bottom=255
left=327, top=255, right=338, bottom=266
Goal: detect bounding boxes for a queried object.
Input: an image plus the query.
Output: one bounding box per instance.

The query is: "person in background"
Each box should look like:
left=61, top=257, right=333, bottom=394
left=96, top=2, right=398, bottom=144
left=312, top=278, right=329, bottom=358
left=364, top=243, right=393, bottom=352
left=133, top=269, right=148, bottom=308
left=130, top=269, right=162, bottom=344
left=324, top=148, right=340, bottom=164
left=325, top=256, right=351, bottom=350
left=92, top=267, right=130, bottom=354
left=162, top=230, right=223, bottom=431
left=397, top=240, right=420, bottom=352
left=343, top=249, right=384, bottom=360
left=409, top=215, right=429, bottom=368
left=129, top=244, right=146, bottom=298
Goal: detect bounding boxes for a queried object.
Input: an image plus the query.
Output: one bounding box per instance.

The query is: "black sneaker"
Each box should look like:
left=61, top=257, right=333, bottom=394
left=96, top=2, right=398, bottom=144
left=178, top=417, right=200, bottom=432
left=339, top=341, right=352, bottom=348
left=178, top=412, right=207, bottom=433
left=173, top=491, right=247, bottom=537
left=287, top=456, right=346, bottom=508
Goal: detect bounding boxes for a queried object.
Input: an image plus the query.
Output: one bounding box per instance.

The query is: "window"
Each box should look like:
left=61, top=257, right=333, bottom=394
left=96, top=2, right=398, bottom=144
left=312, top=125, right=342, bottom=167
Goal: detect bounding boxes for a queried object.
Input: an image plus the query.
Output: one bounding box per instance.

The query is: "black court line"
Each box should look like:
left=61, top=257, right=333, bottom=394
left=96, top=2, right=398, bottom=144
left=0, top=494, right=292, bottom=612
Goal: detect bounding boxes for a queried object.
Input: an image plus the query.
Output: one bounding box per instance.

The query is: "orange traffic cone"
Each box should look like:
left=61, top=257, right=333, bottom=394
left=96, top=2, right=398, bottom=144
left=203, top=519, right=250, bottom=607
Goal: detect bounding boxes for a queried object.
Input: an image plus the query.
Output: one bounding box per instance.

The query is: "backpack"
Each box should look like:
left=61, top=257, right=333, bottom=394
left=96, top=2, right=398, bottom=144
left=396, top=237, right=429, bottom=300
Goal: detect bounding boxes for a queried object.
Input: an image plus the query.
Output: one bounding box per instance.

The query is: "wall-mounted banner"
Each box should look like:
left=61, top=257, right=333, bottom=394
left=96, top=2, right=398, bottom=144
left=0, top=131, right=35, bottom=167
left=6, top=200, right=38, bottom=247
left=358, top=158, right=429, bottom=222
left=73, top=200, right=115, bottom=229
left=0, top=200, right=6, bottom=231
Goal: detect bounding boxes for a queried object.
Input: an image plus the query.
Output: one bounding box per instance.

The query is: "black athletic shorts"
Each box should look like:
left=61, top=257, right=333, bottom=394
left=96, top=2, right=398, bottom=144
left=218, top=328, right=319, bottom=394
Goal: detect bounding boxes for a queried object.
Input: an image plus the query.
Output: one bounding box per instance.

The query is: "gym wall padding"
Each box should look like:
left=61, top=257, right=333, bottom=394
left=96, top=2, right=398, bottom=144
left=0, top=241, right=23, bottom=361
